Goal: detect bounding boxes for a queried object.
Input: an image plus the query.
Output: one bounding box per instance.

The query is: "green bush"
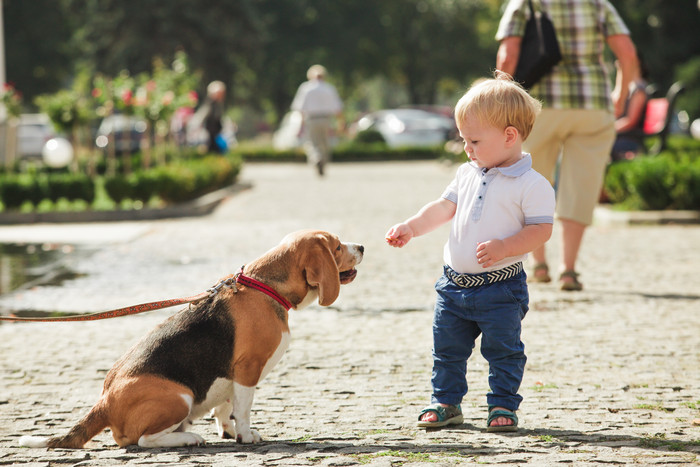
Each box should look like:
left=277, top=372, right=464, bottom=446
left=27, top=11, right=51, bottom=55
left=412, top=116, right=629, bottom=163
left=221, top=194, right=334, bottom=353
left=604, top=141, right=700, bottom=211
left=354, top=129, right=387, bottom=145
left=0, top=152, right=242, bottom=211
left=129, top=172, right=159, bottom=204
left=0, top=175, right=37, bottom=209
left=65, top=174, right=95, bottom=203
left=104, top=174, right=132, bottom=205
left=233, top=141, right=450, bottom=163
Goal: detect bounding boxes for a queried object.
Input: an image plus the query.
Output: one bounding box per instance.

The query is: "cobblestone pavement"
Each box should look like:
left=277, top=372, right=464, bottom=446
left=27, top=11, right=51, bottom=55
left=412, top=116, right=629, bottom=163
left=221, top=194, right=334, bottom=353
left=1, top=161, right=699, bottom=466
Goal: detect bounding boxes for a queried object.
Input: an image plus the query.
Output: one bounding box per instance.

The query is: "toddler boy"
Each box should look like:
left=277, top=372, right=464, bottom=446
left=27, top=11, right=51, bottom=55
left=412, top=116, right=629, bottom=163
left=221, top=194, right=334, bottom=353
left=385, top=73, right=555, bottom=431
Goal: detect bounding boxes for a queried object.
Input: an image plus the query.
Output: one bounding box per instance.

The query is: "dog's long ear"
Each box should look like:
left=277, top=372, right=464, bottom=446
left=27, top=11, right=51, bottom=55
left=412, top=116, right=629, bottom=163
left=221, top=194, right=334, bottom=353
left=304, top=236, right=340, bottom=306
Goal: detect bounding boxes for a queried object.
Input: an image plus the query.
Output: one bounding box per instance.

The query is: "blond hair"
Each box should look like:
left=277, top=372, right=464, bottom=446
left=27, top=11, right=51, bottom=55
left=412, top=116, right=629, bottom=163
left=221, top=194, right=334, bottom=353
left=454, top=71, right=541, bottom=140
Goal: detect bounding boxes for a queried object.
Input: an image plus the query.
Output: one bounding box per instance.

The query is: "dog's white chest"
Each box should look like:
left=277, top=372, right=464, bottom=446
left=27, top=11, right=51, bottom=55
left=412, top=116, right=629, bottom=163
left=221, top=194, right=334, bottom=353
left=259, top=331, right=291, bottom=381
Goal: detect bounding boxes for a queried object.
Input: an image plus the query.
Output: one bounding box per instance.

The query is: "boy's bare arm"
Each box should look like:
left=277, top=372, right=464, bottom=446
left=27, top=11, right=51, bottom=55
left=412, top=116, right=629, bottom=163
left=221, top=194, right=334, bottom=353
left=476, top=223, right=553, bottom=268
left=386, top=198, right=456, bottom=248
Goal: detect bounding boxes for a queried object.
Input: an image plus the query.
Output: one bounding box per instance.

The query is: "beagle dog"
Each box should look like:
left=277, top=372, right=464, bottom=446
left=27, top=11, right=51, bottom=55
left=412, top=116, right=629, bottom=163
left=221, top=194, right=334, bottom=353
left=20, top=230, right=363, bottom=449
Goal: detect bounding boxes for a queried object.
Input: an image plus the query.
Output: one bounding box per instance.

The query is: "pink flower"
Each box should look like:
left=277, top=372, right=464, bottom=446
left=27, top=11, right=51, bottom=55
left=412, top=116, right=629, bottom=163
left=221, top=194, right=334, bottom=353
left=121, top=89, right=133, bottom=105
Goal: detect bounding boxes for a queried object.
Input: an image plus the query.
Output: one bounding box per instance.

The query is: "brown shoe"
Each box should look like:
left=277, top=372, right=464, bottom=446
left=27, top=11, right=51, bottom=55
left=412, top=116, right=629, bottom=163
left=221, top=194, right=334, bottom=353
left=529, top=263, right=551, bottom=283
left=559, top=270, right=583, bottom=291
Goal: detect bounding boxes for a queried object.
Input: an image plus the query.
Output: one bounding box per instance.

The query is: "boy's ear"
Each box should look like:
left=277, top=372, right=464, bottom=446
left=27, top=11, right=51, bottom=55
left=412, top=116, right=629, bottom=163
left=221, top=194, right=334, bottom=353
left=504, top=126, right=519, bottom=146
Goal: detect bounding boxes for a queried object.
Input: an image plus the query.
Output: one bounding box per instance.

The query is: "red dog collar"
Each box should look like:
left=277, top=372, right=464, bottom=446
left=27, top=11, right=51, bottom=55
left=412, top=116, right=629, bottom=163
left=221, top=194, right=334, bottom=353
left=236, top=267, right=293, bottom=311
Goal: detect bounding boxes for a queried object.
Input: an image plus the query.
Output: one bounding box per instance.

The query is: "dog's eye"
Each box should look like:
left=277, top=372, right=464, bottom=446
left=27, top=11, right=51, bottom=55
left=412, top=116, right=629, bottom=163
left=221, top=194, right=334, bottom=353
left=336, top=244, right=341, bottom=251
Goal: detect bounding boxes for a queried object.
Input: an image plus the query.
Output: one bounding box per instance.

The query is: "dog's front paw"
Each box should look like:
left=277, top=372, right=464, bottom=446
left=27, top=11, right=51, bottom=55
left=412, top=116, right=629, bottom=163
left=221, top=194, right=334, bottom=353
left=236, top=429, right=261, bottom=444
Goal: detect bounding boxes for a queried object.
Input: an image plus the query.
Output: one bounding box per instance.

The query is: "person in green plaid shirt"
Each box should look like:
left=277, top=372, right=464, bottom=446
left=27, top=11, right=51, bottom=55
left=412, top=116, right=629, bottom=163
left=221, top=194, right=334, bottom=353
left=496, top=0, right=639, bottom=291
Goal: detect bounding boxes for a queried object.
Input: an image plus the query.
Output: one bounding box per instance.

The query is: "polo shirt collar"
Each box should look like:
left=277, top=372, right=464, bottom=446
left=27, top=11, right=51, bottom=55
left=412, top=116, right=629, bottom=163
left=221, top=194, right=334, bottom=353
left=468, top=153, right=532, bottom=177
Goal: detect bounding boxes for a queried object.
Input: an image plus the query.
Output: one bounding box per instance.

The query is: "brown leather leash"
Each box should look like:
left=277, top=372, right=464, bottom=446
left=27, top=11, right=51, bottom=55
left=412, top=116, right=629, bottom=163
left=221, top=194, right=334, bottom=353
left=0, top=266, right=291, bottom=323
left=0, top=291, right=212, bottom=323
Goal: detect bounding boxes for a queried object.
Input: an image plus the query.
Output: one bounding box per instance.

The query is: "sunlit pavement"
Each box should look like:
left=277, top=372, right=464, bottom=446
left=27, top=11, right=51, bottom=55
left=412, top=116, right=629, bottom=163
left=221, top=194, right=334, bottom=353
left=1, top=161, right=699, bottom=466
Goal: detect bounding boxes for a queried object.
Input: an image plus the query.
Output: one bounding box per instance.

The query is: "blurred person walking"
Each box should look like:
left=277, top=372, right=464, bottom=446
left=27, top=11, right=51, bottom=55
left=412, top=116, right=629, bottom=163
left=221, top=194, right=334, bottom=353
left=496, top=0, right=639, bottom=291
left=291, top=65, right=344, bottom=176
left=190, top=80, right=227, bottom=154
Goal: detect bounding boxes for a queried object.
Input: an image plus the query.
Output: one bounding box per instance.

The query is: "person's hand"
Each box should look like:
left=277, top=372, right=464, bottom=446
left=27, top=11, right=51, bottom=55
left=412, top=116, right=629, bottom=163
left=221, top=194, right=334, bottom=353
left=476, top=239, right=506, bottom=268
left=611, top=89, right=625, bottom=118
left=385, top=224, right=413, bottom=248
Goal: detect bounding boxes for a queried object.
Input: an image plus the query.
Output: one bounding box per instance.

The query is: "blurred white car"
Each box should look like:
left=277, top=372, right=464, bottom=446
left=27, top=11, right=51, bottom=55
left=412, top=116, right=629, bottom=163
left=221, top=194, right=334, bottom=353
left=17, top=114, right=55, bottom=159
left=354, top=108, right=456, bottom=148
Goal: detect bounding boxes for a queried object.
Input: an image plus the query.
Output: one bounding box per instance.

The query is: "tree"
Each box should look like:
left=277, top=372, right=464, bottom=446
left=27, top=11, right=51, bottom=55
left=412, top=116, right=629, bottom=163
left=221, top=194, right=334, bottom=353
left=3, top=0, right=73, bottom=108
left=61, top=0, right=262, bottom=102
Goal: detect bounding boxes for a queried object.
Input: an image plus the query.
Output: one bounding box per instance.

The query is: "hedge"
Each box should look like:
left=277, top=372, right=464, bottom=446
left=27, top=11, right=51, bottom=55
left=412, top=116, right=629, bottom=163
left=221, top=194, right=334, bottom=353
left=0, top=154, right=242, bottom=212
left=234, top=142, right=451, bottom=163
left=603, top=138, right=700, bottom=211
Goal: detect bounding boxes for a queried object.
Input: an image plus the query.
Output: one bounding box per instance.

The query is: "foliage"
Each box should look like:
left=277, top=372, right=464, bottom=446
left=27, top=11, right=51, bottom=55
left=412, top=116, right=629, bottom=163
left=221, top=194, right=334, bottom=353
left=0, top=174, right=42, bottom=209
left=675, top=56, right=700, bottom=120
left=354, top=129, right=387, bottom=145
left=0, top=154, right=242, bottom=211
left=103, top=174, right=131, bottom=205
left=234, top=142, right=450, bottom=163
left=34, top=88, right=93, bottom=134
left=604, top=138, right=700, bottom=211
left=151, top=155, right=241, bottom=203
left=1, top=83, right=23, bottom=119
left=5, top=0, right=700, bottom=129
left=613, top=0, right=700, bottom=112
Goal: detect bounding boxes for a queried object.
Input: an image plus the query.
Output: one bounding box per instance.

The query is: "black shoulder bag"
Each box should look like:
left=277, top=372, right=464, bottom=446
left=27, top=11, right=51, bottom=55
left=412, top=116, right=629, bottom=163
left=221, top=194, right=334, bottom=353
left=513, top=0, right=562, bottom=89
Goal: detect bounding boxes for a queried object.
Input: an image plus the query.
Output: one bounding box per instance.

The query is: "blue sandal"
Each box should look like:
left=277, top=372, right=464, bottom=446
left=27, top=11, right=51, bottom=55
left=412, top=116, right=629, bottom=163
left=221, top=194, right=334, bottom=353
left=417, top=403, right=463, bottom=428
left=486, top=406, right=518, bottom=432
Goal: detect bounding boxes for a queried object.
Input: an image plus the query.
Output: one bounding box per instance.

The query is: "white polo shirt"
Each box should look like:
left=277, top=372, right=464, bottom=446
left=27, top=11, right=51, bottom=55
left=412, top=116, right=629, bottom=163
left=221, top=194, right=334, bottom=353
left=442, top=153, right=555, bottom=274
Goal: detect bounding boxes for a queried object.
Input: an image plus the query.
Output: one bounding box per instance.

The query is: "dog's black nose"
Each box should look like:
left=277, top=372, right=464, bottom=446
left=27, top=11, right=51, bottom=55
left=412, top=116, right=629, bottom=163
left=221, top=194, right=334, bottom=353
left=359, top=245, right=365, bottom=254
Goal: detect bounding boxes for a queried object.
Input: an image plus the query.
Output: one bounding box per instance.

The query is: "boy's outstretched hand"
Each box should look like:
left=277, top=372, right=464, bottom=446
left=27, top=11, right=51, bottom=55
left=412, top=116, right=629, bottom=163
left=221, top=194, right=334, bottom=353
left=385, top=224, right=413, bottom=248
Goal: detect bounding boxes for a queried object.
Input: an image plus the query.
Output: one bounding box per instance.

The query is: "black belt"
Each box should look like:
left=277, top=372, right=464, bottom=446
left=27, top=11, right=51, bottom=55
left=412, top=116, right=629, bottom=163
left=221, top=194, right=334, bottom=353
left=445, top=262, right=523, bottom=288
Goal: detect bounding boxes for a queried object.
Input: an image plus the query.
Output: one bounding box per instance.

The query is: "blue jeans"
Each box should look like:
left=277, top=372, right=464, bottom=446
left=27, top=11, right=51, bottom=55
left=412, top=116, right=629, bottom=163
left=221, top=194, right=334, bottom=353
left=430, top=266, right=529, bottom=411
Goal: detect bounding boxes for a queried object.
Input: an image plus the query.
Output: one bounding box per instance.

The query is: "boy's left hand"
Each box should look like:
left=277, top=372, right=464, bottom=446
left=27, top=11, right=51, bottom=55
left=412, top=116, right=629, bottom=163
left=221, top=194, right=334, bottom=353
left=476, top=240, right=506, bottom=268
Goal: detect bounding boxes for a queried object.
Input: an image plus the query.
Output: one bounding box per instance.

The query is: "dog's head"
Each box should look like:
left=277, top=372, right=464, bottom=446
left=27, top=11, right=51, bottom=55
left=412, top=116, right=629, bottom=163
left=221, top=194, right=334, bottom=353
left=280, top=230, right=363, bottom=307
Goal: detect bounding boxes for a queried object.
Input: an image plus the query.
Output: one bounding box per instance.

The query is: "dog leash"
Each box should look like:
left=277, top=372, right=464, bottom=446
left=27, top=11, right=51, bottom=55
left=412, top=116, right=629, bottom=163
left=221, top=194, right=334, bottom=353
left=0, top=266, right=292, bottom=323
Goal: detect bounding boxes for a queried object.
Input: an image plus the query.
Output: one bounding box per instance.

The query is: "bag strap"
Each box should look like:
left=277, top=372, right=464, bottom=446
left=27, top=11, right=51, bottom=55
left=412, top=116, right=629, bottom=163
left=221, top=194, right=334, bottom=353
left=527, top=0, right=536, bottom=16
left=528, top=0, right=550, bottom=16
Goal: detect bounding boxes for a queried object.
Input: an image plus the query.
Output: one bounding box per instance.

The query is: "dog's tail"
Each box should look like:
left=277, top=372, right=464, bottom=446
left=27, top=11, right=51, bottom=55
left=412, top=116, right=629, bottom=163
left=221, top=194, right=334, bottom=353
left=20, top=403, right=108, bottom=449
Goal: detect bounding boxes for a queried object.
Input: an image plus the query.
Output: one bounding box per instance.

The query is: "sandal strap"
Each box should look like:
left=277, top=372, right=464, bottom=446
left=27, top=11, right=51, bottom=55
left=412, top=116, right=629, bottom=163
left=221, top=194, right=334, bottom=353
left=418, top=404, right=461, bottom=422
left=487, top=408, right=519, bottom=427
left=559, top=270, right=579, bottom=279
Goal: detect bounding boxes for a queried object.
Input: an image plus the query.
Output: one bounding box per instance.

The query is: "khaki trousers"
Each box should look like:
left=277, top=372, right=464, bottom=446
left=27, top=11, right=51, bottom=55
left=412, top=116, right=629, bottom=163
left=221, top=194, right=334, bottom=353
left=524, top=109, right=615, bottom=225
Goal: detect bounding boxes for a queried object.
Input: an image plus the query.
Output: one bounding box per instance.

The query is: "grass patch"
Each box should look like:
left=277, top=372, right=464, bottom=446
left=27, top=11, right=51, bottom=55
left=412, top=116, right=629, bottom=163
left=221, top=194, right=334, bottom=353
left=634, top=403, right=675, bottom=412
left=530, top=382, right=558, bottom=392
left=683, top=400, right=700, bottom=410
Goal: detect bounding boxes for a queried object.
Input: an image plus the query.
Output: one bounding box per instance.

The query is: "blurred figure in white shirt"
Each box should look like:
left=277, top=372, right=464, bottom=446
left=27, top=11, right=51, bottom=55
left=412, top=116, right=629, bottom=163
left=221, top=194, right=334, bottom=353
left=291, top=65, right=344, bottom=176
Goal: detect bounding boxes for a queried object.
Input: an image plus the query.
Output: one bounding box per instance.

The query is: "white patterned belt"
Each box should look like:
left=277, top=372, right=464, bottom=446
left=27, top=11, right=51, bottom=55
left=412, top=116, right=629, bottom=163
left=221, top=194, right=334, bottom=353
left=445, top=262, right=524, bottom=288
